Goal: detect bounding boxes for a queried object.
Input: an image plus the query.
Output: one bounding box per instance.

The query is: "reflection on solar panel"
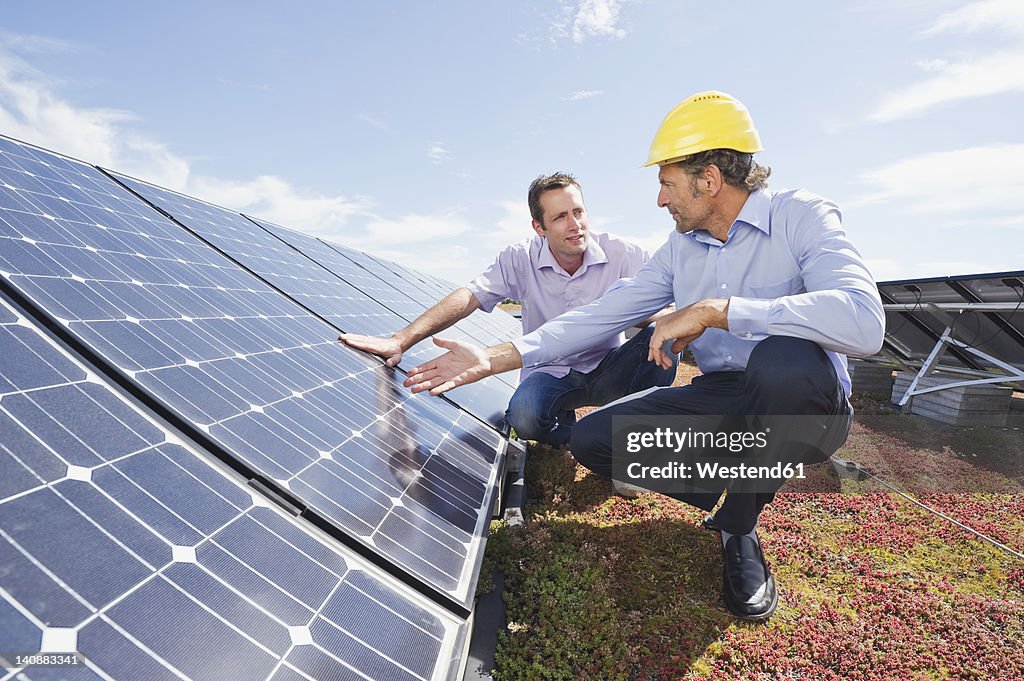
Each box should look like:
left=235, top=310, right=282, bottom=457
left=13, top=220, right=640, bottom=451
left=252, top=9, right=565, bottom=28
left=0, top=294, right=467, bottom=680
left=240, top=215, right=519, bottom=396
left=331, top=245, right=524, bottom=356
left=103, top=172, right=512, bottom=428
left=0, top=135, right=505, bottom=614
left=877, top=271, right=1024, bottom=404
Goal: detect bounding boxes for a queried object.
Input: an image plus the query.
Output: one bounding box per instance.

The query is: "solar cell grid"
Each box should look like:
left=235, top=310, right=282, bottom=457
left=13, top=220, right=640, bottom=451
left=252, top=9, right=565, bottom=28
left=336, top=247, right=523, bottom=370
left=242, top=217, right=484, bottom=356
left=235, top=215, right=518, bottom=412
left=100, top=177, right=511, bottom=427
left=107, top=171, right=406, bottom=339
left=315, top=240, right=513, bottom=350
left=0, top=136, right=504, bottom=608
left=0, top=294, right=467, bottom=681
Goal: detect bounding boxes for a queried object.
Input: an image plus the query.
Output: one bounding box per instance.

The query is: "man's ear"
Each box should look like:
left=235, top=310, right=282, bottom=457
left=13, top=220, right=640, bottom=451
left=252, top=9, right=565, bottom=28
left=704, top=164, right=724, bottom=197
left=532, top=219, right=546, bottom=238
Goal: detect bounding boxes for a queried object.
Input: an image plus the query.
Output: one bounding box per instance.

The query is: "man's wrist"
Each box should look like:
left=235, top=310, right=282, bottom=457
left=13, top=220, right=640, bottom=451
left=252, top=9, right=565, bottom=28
left=486, top=342, right=523, bottom=375
left=392, top=329, right=416, bottom=351
left=699, top=298, right=730, bottom=330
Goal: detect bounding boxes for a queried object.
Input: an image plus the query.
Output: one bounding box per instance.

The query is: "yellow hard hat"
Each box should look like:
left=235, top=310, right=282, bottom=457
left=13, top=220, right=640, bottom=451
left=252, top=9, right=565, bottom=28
left=644, top=90, right=763, bottom=167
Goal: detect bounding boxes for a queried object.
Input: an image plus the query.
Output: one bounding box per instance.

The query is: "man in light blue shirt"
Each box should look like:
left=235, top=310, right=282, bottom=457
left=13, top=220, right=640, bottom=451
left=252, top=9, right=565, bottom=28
left=403, top=91, right=885, bottom=620
left=342, top=172, right=676, bottom=446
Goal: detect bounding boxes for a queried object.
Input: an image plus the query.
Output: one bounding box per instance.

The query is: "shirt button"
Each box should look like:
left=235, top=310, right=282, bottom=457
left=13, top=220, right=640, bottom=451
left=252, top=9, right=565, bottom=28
left=726, top=355, right=733, bottom=361
left=721, top=247, right=727, bottom=253
left=720, top=283, right=728, bottom=289
left=745, top=332, right=752, bottom=339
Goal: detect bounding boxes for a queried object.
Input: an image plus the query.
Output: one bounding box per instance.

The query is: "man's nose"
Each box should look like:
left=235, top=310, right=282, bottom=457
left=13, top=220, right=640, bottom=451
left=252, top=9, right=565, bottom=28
left=657, top=187, right=669, bottom=207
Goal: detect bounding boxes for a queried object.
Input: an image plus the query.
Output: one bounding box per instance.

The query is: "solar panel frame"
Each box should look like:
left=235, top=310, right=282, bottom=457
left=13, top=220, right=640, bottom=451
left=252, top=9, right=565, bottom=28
left=0, top=135, right=506, bottom=613
left=878, top=272, right=1024, bottom=372
left=0, top=292, right=470, bottom=681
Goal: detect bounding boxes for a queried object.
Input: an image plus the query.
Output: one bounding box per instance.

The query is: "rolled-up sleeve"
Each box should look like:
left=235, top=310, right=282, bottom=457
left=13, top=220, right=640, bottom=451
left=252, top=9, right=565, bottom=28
left=512, top=239, right=676, bottom=366
left=465, top=245, right=523, bottom=313
left=728, top=197, right=884, bottom=357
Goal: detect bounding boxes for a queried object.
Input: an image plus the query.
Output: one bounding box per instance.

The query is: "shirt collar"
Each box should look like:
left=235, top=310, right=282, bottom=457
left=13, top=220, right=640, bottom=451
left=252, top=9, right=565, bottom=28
left=733, top=188, right=771, bottom=236
left=689, top=189, right=772, bottom=246
left=536, top=232, right=608, bottom=274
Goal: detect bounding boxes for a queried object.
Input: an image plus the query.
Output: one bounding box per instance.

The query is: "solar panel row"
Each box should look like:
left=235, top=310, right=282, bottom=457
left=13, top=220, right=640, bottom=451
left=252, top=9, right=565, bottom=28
left=106, top=171, right=517, bottom=428
left=0, top=134, right=518, bottom=678
left=0, top=293, right=467, bottom=681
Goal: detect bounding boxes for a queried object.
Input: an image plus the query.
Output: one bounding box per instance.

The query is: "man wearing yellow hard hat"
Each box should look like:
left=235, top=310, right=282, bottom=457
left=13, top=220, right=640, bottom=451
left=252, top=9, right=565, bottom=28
left=404, top=91, right=885, bottom=620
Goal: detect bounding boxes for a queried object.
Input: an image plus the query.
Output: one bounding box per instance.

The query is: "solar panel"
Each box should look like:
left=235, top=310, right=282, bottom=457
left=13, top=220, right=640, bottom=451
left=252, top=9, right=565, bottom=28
left=102, top=172, right=511, bottom=429
left=0, top=135, right=504, bottom=610
left=381, top=257, right=525, bottom=346
left=877, top=272, right=1024, bottom=406
left=332, top=247, right=524, bottom=354
left=0, top=293, right=468, bottom=680
left=239, top=215, right=519, bottom=396
left=879, top=272, right=1024, bottom=372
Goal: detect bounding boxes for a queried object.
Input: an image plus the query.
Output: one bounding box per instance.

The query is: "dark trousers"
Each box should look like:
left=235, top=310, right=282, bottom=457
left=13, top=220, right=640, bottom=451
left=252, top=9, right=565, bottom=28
left=505, top=326, right=678, bottom=446
left=569, top=336, right=852, bottom=534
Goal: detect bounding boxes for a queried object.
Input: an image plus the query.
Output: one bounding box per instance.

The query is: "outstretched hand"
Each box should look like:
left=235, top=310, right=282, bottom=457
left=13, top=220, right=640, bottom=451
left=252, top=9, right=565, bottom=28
left=339, top=333, right=404, bottom=367
left=403, top=337, right=492, bottom=395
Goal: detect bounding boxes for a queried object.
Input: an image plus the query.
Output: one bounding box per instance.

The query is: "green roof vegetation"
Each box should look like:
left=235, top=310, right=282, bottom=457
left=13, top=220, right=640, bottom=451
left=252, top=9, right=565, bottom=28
left=480, top=362, right=1024, bottom=680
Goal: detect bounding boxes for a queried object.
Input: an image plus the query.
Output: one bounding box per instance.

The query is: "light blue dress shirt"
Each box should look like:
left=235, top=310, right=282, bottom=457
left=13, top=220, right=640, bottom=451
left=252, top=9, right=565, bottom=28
left=511, top=189, right=885, bottom=397
left=466, top=231, right=649, bottom=380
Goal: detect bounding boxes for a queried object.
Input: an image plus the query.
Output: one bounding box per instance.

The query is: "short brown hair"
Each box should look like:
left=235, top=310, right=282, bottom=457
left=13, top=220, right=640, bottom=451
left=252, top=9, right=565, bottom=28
left=527, top=172, right=583, bottom=224
left=670, top=149, right=770, bottom=191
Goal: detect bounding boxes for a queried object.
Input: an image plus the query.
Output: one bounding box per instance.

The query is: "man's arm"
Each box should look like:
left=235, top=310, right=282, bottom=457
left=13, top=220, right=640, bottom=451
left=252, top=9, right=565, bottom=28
left=404, top=298, right=723, bottom=394
left=727, top=196, right=884, bottom=357
left=405, top=240, right=679, bottom=395
left=339, top=287, right=481, bottom=366
left=404, top=338, right=522, bottom=395
left=634, top=304, right=675, bottom=329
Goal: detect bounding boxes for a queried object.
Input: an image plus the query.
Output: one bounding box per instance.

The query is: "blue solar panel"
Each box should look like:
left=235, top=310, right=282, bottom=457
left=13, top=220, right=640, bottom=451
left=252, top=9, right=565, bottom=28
left=244, top=216, right=519, bottom=390
left=328, top=246, right=521, bottom=348
left=0, top=293, right=467, bottom=680
left=100, top=174, right=513, bottom=428
left=372, top=254, right=524, bottom=349
left=0, top=136, right=504, bottom=609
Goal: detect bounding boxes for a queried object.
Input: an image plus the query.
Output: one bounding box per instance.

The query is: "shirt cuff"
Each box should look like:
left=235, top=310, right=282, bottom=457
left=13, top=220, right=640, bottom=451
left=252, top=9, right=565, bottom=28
left=727, top=296, right=770, bottom=338
left=511, top=332, right=545, bottom=368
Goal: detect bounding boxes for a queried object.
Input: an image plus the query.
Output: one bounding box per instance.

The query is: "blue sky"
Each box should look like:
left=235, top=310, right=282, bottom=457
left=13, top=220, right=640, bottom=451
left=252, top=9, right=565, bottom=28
left=1, top=0, right=1021, bottom=285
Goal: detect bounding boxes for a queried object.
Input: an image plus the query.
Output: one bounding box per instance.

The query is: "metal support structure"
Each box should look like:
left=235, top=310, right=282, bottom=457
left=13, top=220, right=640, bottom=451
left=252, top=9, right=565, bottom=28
left=889, top=301, right=1024, bottom=407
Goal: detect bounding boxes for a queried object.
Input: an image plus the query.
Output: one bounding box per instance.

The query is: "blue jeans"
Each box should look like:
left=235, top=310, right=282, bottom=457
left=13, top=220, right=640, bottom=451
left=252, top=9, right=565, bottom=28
left=505, top=326, right=678, bottom=446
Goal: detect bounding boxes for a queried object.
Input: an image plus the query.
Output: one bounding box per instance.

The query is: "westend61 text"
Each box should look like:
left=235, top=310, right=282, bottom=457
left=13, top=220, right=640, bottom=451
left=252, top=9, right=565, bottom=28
left=626, top=461, right=806, bottom=481
left=624, top=426, right=769, bottom=454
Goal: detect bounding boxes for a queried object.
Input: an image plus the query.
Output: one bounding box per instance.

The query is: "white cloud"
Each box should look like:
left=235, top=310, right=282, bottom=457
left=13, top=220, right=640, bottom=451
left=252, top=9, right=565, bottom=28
left=563, top=89, right=604, bottom=101
left=867, top=0, right=1024, bottom=121
left=571, top=0, right=627, bottom=44
left=923, top=0, right=1024, bottom=36
left=361, top=210, right=472, bottom=243
left=355, top=112, right=389, bottom=131
left=0, top=36, right=368, bottom=233
left=426, top=141, right=451, bottom=164
left=190, top=175, right=372, bottom=235
left=849, top=144, right=1024, bottom=220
